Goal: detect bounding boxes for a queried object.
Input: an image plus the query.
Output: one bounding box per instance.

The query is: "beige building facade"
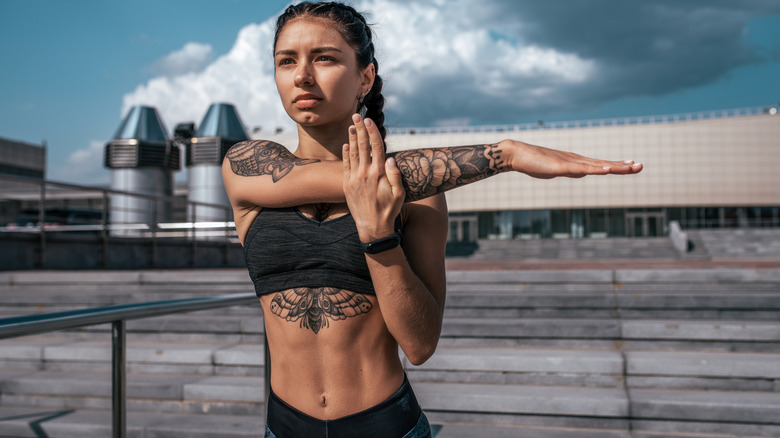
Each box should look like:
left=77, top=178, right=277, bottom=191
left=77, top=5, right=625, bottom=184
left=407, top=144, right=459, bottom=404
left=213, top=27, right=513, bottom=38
left=380, top=109, right=779, bottom=240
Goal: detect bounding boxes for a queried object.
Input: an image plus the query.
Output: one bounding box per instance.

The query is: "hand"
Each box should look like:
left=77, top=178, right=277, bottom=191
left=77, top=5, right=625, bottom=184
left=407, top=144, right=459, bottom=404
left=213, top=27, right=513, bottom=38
left=343, top=114, right=405, bottom=243
left=505, top=140, right=643, bottom=179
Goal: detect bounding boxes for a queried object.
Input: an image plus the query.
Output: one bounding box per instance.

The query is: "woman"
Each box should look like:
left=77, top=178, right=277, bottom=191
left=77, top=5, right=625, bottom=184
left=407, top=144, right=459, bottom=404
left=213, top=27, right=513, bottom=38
left=222, top=2, right=642, bottom=437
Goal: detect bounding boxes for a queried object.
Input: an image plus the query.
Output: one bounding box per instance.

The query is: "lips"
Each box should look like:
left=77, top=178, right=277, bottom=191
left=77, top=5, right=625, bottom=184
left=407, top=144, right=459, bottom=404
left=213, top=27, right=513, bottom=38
left=293, top=94, right=321, bottom=109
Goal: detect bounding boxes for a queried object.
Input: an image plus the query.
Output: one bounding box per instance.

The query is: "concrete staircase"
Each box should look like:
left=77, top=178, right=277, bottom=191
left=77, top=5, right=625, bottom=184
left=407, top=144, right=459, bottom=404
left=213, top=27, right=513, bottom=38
left=463, top=237, right=681, bottom=261
left=1, top=267, right=780, bottom=437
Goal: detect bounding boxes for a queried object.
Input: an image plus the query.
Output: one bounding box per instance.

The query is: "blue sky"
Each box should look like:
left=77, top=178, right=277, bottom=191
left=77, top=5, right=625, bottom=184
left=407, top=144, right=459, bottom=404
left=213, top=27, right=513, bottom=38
left=1, top=0, right=779, bottom=184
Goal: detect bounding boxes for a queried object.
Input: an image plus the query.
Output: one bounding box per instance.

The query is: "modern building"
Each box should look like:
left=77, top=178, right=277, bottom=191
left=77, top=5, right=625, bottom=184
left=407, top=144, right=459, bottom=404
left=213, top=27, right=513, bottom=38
left=384, top=107, right=780, bottom=241
left=2, top=105, right=778, bottom=243
left=258, top=106, right=780, bottom=242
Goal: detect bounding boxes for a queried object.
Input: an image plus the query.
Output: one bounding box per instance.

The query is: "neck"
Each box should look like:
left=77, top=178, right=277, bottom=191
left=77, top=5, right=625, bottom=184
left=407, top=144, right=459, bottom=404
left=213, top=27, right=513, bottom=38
left=294, top=120, right=350, bottom=161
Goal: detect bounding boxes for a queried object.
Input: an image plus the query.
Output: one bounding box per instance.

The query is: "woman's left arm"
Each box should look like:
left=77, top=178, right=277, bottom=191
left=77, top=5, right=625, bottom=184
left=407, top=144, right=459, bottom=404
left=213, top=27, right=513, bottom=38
left=343, top=118, right=448, bottom=365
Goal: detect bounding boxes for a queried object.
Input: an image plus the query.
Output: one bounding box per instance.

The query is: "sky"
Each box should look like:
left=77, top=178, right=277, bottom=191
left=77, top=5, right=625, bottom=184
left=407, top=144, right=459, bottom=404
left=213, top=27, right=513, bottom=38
left=1, top=0, right=779, bottom=185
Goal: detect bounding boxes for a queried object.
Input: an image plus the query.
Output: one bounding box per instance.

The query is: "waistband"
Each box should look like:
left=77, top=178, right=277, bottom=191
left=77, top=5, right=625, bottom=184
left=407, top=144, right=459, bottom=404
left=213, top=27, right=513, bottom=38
left=267, top=375, right=421, bottom=438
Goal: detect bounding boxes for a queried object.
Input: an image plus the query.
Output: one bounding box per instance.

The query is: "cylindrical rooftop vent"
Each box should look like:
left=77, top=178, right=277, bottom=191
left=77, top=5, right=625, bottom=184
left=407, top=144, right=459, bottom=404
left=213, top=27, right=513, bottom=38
left=186, top=103, right=249, bottom=225
left=104, top=106, right=180, bottom=234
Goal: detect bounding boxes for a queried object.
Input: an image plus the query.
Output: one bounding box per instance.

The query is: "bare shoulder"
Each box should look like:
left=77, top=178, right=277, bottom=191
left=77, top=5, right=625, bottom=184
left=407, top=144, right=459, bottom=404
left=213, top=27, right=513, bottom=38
left=223, top=140, right=319, bottom=181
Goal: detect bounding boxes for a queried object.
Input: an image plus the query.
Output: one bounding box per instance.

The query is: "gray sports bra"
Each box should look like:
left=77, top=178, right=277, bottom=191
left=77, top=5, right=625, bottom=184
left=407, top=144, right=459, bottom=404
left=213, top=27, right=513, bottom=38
left=244, top=207, right=401, bottom=297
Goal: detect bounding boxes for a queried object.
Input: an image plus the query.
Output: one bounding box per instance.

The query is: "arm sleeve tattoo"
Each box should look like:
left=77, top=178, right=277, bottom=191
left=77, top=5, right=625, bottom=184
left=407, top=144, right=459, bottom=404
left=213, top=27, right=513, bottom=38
left=226, top=140, right=506, bottom=202
left=226, top=140, right=320, bottom=182
left=390, top=143, right=506, bottom=201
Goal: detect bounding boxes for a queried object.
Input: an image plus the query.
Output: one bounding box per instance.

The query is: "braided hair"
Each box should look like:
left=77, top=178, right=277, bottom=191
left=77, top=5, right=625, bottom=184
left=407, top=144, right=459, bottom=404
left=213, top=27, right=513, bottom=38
left=274, top=1, right=387, bottom=140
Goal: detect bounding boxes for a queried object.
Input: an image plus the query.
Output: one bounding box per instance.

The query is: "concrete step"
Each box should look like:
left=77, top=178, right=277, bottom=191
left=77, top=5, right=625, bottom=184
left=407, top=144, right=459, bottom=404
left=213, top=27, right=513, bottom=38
left=464, top=238, right=681, bottom=260
left=420, top=382, right=780, bottom=433
left=0, top=370, right=265, bottom=416
left=406, top=347, right=623, bottom=387
left=0, top=338, right=264, bottom=377
left=0, top=406, right=266, bottom=438
left=3, top=405, right=774, bottom=438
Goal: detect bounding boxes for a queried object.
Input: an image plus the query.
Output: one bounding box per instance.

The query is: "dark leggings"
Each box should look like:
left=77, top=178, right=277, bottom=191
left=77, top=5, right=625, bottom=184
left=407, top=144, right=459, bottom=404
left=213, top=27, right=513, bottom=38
left=265, top=375, right=430, bottom=438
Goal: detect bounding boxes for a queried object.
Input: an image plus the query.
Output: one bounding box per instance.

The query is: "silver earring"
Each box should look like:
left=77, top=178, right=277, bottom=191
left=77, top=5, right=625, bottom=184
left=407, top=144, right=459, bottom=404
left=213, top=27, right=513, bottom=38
left=357, top=93, right=368, bottom=117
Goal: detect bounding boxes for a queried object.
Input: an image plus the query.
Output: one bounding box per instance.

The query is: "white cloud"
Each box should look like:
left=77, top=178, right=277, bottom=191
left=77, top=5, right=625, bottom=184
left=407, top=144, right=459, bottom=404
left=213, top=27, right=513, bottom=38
left=121, top=0, right=595, bottom=133
left=49, top=140, right=110, bottom=185
left=120, top=0, right=770, bottom=131
left=123, top=21, right=293, bottom=136
left=150, top=42, right=214, bottom=77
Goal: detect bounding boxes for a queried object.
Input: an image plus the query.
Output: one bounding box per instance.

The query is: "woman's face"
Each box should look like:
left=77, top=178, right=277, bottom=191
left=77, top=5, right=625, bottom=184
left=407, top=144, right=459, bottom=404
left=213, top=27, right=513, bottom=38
left=274, top=18, right=374, bottom=129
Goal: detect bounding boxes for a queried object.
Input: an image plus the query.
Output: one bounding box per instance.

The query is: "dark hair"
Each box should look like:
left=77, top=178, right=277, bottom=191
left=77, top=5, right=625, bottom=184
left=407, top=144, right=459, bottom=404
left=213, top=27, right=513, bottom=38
left=274, top=1, right=387, bottom=139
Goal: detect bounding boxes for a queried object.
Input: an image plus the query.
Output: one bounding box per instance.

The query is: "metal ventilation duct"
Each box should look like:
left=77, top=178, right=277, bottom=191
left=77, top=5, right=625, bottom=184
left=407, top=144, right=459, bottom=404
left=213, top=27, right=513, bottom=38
left=104, top=106, right=180, bottom=234
left=187, top=103, right=249, bottom=224
left=186, top=103, right=249, bottom=166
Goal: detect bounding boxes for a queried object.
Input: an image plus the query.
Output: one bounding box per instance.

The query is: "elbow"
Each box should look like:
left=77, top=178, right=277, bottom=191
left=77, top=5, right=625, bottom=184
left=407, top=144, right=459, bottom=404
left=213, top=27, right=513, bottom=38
left=403, top=339, right=439, bottom=366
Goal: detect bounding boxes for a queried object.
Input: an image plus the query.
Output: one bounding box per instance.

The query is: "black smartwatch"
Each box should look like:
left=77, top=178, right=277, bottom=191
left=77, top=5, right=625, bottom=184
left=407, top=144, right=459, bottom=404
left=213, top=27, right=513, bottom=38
left=361, top=230, right=403, bottom=254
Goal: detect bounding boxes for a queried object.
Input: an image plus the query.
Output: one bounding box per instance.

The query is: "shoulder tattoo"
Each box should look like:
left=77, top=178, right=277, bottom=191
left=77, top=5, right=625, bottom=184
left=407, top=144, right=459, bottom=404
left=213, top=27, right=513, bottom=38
left=226, top=140, right=320, bottom=182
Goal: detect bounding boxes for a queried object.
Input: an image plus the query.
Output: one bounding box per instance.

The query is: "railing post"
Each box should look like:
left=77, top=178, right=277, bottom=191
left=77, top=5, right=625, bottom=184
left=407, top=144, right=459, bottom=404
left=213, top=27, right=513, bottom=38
left=191, top=203, right=197, bottom=267
left=38, top=179, right=47, bottom=267
left=112, top=320, right=126, bottom=438
left=102, top=191, right=109, bottom=267
left=151, top=199, right=158, bottom=267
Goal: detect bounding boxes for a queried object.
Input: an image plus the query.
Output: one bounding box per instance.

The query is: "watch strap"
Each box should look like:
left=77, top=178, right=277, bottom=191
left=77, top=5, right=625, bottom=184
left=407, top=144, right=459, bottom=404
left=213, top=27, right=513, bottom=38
left=360, top=229, right=403, bottom=254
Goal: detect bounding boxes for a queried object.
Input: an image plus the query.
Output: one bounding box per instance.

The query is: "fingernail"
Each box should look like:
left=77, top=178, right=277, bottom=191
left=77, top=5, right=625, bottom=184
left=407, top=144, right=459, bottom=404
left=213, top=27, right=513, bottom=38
left=634, top=162, right=642, bottom=167
left=349, top=126, right=355, bottom=135
left=387, top=157, right=396, bottom=167
left=364, top=118, right=373, bottom=128
left=603, top=166, right=611, bottom=171
left=624, top=160, right=634, bottom=164
left=352, top=114, right=361, bottom=123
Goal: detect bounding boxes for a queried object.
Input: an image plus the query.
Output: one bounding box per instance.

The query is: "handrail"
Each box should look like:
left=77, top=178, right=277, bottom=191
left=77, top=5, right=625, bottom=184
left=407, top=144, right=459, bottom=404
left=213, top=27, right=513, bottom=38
left=0, top=292, right=259, bottom=438
left=0, top=293, right=257, bottom=339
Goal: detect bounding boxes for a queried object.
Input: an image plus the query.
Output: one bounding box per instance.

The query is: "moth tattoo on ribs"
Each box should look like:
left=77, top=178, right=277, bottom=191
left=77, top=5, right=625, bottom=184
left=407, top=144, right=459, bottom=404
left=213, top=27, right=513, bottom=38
left=269, top=287, right=372, bottom=334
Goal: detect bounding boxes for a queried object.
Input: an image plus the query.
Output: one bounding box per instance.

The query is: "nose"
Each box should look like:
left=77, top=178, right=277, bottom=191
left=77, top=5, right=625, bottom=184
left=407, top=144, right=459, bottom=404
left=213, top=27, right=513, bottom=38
left=294, top=62, right=314, bottom=87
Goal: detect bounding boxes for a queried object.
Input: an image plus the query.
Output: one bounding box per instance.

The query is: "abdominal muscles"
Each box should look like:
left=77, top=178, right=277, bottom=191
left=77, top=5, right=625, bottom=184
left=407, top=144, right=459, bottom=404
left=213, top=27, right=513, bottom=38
left=261, top=288, right=405, bottom=419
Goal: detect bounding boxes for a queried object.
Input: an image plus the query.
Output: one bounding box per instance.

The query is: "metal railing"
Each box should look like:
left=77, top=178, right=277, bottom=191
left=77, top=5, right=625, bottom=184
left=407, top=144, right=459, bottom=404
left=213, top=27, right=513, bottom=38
left=0, top=173, right=239, bottom=268
left=0, top=293, right=259, bottom=438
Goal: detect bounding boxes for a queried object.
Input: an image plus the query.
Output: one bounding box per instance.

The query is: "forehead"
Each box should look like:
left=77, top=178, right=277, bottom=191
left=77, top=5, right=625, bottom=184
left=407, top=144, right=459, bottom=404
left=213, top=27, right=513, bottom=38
left=275, top=17, right=351, bottom=53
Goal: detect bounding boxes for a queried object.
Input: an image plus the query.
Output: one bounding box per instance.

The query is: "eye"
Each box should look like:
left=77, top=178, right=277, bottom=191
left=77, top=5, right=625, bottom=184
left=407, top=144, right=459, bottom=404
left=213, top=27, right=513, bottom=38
left=316, top=55, right=334, bottom=63
left=277, top=58, right=295, bottom=67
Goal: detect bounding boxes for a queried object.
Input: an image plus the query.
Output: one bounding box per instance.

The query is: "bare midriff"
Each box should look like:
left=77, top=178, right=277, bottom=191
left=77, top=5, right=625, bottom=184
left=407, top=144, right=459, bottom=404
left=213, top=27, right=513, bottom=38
left=260, top=293, right=405, bottom=420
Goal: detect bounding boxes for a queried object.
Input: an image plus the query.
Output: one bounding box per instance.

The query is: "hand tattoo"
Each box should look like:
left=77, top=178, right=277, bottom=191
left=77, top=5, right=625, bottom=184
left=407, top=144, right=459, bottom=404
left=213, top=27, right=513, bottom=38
left=226, top=140, right=320, bottom=182
left=391, top=143, right=505, bottom=201
left=269, top=287, right=372, bottom=334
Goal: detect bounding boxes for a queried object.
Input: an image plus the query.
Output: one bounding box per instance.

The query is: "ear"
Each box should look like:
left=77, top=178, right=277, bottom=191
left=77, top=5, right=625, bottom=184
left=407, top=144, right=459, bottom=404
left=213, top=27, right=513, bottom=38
left=359, top=63, right=375, bottom=95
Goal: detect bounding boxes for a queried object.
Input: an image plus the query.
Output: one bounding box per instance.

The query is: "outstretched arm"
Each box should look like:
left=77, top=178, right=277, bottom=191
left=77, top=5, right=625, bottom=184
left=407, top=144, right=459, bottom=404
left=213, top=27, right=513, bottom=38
left=222, top=115, right=642, bottom=209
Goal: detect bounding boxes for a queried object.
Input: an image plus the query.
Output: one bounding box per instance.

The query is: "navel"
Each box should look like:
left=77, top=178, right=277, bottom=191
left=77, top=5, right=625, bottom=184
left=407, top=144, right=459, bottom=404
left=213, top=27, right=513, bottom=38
left=320, top=394, right=327, bottom=407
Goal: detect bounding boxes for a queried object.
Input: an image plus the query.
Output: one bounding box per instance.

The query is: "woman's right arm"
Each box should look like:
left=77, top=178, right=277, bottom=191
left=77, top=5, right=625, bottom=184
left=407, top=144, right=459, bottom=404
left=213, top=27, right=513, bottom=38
left=222, top=140, right=346, bottom=208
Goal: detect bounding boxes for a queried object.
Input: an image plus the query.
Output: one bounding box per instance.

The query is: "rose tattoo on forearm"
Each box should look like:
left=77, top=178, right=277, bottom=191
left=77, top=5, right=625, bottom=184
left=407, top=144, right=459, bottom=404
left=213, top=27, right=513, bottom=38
left=391, top=143, right=505, bottom=201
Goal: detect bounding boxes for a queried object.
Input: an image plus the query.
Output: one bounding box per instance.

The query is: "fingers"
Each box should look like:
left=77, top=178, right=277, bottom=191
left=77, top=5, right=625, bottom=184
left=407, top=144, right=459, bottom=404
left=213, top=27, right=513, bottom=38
left=351, top=113, right=371, bottom=170
left=365, top=118, right=386, bottom=164
left=342, top=143, right=351, bottom=177
left=347, top=124, right=359, bottom=172
left=385, top=157, right=406, bottom=202
left=602, top=160, right=643, bottom=175
left=349, top=113, right=387, bottom=174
